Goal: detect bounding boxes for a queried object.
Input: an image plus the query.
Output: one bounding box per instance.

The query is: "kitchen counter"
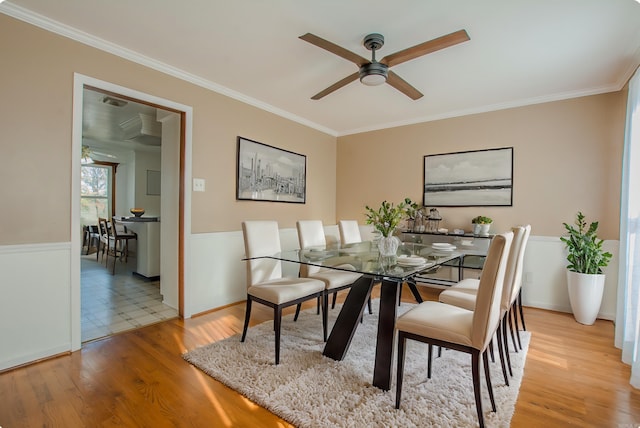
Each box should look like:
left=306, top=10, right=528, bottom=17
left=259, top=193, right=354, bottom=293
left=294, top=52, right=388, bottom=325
left=120, top=218, right=160, bottom=280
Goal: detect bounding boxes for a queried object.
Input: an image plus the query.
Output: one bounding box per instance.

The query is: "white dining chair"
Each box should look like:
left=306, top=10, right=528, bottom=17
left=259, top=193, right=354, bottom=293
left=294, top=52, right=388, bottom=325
left=507, top=225, right=532, bottom=351
left=395, top=231, right=513, bottom=428
left=336, top=219, right=376, bottom=313
left=241, top=221, right=325, bottom=365
left=296, top=220, right=362, bottom=341
left=438, top=225, right=531, bottom=383
left=338, top=220, right=362, bottom=245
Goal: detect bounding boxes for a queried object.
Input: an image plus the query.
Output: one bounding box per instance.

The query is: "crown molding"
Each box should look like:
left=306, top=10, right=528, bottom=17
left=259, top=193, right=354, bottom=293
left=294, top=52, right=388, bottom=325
left=2, top=2, right=636, bottom=139
left=339, top=83, right=623, bottom=137
left=0, top=2, right=338, bottom=137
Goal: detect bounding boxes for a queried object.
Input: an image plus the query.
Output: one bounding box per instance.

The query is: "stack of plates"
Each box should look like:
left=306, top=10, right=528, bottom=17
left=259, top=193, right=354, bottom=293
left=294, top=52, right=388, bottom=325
left=397, top=255, right=428, bottom=267
left=431, top=242, right=456, bottom=251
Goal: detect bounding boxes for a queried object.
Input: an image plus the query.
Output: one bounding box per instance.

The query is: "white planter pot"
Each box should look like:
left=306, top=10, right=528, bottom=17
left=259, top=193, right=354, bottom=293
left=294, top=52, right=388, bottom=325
left=472, top=223, right=491, bottom=235
left=566, top=270, right=605, bottom=325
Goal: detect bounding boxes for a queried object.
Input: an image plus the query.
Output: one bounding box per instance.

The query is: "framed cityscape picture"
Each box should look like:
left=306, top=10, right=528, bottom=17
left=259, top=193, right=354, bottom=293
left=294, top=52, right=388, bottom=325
left=236, top=136, right=306, bottom=203
left=424, top=147, right=513, bottom=207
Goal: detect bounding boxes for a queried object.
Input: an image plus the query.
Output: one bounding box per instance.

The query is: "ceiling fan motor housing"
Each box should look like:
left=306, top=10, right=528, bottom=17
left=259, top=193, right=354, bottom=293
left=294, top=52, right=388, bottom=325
left=360, top=33, right=388, bottom=85
left=359, top=62, right=388, bottom=86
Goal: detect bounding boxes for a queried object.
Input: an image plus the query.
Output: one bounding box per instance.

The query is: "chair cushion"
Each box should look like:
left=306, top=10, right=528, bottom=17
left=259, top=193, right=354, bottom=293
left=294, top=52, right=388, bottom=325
left=248, top=277, right=325, bottom=304
left=438, top=288, right=477, bottom=311
left=309, top=270, right=362, bottom=290
left=396, top=301, right=474, bottom=347
left=451, top=278, right=479, bottom=291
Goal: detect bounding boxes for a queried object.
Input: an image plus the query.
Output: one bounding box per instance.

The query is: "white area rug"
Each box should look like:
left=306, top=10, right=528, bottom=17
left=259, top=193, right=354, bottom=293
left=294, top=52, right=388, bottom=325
left=184, top=300, right=529, bottom=428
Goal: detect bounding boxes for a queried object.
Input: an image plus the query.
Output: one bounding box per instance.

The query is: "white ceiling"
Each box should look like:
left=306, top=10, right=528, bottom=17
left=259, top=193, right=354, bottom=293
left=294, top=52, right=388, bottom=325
left=81, top=88, right=162, bottom=150
left=3, top=0, right=640, bottom=136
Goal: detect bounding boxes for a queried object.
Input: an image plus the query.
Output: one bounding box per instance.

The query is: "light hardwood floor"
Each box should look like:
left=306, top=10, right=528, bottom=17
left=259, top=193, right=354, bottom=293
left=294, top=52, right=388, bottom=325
left=1, top=285, right=639, bottom=427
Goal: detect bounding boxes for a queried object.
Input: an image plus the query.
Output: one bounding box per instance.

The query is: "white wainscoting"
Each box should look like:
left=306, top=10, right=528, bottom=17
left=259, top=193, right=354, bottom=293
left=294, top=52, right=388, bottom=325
left=0, top=242, right=72, bottom=371
left=187, top=225, right=343, bottom=317
left=188, top=230, right=246, bottom=316
left=187, top=229, right=619, bottom=321
left=521, top=236, right=618, bottom=320
left=0, top=231, right=619, bottom=370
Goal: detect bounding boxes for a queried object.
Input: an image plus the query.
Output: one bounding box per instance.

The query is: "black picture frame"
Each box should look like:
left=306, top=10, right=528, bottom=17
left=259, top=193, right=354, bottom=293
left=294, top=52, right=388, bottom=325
left=236, top=136, right=306, bottom=204
left=423, top=147, right=513, bottom=207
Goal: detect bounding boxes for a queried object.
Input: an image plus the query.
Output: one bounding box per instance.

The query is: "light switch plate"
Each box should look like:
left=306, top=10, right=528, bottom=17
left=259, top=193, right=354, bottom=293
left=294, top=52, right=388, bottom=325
left=193, top=178, right=205, bottom=192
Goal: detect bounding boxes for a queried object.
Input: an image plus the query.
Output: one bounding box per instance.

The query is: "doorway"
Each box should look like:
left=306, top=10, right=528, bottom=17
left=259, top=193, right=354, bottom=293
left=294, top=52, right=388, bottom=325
left=71, top=74, right=192, bottom=350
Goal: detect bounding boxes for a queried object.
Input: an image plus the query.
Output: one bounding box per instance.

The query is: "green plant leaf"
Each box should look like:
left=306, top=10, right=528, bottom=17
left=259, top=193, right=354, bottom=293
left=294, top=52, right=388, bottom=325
left=364, top=198, right=414, bottom=237
left=561, top=211, right=612, bottom=274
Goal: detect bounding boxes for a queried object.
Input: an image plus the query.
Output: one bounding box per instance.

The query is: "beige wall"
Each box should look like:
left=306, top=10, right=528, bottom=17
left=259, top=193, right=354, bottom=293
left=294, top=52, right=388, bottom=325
left=0, top=13, right=627, bottom=244
left=0, top=15, right=337, bottom=245
left=336, top=93, right=626, bottom=240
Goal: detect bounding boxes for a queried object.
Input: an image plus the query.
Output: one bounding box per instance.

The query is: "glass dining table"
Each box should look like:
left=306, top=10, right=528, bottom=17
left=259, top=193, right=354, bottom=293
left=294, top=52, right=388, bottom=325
left=254, top=240, right=465, bottom=390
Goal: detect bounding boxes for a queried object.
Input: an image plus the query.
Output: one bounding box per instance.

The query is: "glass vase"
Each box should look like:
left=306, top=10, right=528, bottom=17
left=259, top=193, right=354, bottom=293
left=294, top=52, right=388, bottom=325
left=378, top=234, right=400, bottom=269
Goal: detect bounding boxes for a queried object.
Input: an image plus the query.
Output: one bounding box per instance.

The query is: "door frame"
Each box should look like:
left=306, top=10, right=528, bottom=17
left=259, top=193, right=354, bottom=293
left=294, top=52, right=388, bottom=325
left=71, top=73, right=193, bottom=351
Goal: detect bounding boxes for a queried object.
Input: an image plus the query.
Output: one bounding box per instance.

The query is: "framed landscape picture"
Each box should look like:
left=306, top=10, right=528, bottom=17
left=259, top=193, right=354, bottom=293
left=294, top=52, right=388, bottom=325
left=236, top=136, right=306, bottom=204
left=424, top=147, right=513, bottom=207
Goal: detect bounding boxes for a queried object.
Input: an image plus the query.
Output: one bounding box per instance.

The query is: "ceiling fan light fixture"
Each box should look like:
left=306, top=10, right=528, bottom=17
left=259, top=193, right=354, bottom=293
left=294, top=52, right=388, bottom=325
left=359, top=62, right=388, bottom=86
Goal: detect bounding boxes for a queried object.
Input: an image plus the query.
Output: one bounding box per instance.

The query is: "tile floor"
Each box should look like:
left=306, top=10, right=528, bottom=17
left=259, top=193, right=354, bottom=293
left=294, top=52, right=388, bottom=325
left=81, top=253, right=178, bottom=342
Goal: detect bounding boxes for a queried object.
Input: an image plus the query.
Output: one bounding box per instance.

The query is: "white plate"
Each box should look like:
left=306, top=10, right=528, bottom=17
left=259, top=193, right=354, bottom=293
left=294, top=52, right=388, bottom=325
left=397, top=255, right=427, bottom=265
left=431, top=251, right=458, bottom=258
left=431, top=242, right=453, bottom=248
left=398, top=260, right=435, bottom=269
left=398, top=255, right=426, bottom=262
left=431, top=244, right=456, bottom=251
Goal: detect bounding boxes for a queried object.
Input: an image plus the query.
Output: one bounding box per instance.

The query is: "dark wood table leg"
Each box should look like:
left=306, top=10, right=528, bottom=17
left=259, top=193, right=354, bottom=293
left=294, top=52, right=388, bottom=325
left=372, top=278, right=401, bottom=390
left=323, top=276, right=374, bottom=361
left=405, top=279, right=423, bottom=303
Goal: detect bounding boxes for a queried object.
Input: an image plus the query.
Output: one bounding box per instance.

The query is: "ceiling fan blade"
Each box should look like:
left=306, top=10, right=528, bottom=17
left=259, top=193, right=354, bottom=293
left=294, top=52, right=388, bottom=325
left=380, top=29, right=470, bottom=68
left=311, top=72, right=359, bottom=100
left=300, top=33, right=370, bottom=67
left=386, top=71, right=423, bottom=100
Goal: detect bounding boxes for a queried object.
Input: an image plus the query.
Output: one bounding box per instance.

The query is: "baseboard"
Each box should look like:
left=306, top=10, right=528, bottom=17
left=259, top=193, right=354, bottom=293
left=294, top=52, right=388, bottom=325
left=0, top=344, right=71, bottom=372
left=525, top=300, right=615, bottom=321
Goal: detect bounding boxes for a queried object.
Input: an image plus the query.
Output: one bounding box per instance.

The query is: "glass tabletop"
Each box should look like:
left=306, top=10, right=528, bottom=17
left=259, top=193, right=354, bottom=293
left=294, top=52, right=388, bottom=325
left=255, top=241, right=464, bottom=281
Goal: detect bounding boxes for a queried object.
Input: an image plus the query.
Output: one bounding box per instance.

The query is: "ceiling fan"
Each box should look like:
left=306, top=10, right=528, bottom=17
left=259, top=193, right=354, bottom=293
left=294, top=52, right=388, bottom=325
left=299, top=29, right=470, bottom=100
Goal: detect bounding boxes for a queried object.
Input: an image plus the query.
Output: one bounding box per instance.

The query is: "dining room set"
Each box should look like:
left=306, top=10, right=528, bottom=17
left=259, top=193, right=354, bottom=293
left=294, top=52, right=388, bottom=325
left=82, top=207, right=162, bottom=279
left=83, top=216, right=138, bottom=275
left=239, top=205, right=531, bottom=428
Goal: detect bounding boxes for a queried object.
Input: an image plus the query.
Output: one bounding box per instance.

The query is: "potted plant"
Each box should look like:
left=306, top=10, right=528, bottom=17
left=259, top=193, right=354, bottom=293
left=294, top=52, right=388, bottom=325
left=365, top=198, right=413, bottom=264
left=471, top=215, right=493, bottom=236
left=404, top=201, right=422, bottom=232
left=560, top=212, right=612, bottom=325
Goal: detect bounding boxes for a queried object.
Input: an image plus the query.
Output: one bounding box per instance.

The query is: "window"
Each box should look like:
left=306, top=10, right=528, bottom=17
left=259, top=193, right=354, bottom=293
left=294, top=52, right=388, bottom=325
left=81, top=164, right=111, bottom=226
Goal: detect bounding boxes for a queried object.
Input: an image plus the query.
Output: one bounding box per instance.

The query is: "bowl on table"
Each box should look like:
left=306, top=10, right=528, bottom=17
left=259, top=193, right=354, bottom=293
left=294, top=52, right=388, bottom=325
left=130, top=208, right=145, bottom=217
